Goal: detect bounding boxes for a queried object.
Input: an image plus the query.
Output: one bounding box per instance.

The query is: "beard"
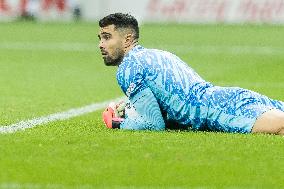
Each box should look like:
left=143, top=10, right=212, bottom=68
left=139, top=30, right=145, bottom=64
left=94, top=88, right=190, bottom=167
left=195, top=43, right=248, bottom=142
left=103, top=47, right=125, bottom=66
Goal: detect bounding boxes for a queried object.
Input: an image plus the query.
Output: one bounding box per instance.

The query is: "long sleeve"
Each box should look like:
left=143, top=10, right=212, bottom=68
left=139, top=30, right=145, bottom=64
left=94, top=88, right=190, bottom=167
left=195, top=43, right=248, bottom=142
left=120, top=87, right=165, bottom=130
left=116, top=48, right=165, bottom=130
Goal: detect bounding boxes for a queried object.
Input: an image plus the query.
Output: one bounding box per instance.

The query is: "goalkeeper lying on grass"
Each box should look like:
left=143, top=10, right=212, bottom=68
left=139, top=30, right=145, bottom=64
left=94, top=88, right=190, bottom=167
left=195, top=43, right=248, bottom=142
left=99, top=13, right=284, bottom=135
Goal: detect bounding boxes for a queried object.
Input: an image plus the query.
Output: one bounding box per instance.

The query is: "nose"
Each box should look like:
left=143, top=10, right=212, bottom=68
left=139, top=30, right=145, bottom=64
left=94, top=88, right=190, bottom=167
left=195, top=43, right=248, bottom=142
left=98, top=40, right=104, bottom=49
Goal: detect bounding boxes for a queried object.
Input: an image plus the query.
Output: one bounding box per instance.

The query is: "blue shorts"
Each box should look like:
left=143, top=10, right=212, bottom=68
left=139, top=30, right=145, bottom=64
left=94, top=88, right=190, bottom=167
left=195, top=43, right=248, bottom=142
left=201, top=87, right=284, bottom=133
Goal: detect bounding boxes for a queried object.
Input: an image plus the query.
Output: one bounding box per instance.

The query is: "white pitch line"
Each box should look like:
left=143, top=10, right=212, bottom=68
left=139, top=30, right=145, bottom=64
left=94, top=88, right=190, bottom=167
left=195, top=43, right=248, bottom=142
left=0, top=42, right=96, bottom=52
left=0, top=97, right=125, bottom=134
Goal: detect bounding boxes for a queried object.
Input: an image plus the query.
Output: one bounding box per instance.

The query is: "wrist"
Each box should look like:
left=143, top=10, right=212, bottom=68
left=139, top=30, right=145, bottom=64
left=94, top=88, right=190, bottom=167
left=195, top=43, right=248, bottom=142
left=112, top=117, right=124, bottom=129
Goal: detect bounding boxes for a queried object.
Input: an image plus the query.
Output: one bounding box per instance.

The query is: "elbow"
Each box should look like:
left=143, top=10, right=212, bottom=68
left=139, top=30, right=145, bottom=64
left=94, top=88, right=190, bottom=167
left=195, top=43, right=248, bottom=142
left=147, top=121, right=165, bottom=131
left=121, top=121, right=165, bottom=131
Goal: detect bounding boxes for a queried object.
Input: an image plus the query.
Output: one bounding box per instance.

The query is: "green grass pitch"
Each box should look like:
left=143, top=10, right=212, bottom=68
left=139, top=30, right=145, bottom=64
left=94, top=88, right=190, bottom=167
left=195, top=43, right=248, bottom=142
left=0, top=22, right=284, bottom=189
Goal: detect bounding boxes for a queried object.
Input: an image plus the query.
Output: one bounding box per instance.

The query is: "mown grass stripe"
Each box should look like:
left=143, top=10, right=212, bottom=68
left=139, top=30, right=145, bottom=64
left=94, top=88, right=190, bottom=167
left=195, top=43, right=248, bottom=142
left=0, top=42, right=283, bottom=55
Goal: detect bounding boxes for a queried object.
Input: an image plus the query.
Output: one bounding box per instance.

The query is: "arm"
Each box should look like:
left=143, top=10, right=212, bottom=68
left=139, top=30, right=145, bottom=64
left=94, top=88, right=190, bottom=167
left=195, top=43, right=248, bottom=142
left=115, top=57, right=165, bottom=130
left=120, top=87, right=165, bottom=131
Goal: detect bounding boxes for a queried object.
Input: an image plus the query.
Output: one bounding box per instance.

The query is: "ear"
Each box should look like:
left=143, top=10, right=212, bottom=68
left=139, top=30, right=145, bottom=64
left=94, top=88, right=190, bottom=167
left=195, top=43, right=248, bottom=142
left=124, top=33, right=133, bottom=48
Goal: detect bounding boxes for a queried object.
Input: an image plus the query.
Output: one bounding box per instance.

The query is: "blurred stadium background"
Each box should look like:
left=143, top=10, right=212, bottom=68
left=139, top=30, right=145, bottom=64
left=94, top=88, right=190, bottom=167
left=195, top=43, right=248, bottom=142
left=1, top=0, right=284, bottom=23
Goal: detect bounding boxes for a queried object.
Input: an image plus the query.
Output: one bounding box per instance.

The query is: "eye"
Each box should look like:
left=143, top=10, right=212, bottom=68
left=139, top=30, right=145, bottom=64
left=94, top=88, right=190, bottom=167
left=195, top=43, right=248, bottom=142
left=103, top=34, right=111, bottom=40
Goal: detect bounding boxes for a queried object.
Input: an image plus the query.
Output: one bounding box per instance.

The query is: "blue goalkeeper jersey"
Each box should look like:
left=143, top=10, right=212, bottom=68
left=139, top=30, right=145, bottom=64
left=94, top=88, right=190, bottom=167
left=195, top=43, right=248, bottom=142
left=116, top=45, right=284, bottom=133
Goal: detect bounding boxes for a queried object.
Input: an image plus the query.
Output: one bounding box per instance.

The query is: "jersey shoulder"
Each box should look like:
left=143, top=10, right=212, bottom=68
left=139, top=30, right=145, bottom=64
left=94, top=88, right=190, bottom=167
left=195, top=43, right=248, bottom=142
left=116, top=46, right=147, bottom=96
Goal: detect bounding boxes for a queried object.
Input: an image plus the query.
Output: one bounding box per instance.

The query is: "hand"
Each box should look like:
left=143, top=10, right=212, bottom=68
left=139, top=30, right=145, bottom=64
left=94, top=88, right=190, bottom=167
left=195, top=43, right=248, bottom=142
left=115, top=101, right=126, bottom=118
left=102, top=102, right=125, bottom=129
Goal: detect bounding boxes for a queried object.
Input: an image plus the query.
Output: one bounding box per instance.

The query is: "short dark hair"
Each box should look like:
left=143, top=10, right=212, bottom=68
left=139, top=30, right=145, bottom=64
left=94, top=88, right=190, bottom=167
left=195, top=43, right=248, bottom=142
left=99, top=13, right=139, bottom=40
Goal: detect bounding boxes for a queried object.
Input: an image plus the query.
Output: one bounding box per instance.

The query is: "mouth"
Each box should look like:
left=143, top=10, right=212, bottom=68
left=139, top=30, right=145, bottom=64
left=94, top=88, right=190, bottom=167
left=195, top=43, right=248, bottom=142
left=101, top=51, right=108, bottom=57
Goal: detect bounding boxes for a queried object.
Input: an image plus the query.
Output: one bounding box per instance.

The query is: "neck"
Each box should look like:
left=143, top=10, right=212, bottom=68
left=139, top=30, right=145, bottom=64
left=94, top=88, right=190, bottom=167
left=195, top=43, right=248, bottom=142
left=124, top=41, right=138, bottom=55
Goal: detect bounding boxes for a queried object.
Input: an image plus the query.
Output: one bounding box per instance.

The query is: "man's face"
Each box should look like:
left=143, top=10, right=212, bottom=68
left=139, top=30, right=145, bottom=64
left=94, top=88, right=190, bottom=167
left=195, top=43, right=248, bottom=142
left=98, top=25, right=125, bottom=66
